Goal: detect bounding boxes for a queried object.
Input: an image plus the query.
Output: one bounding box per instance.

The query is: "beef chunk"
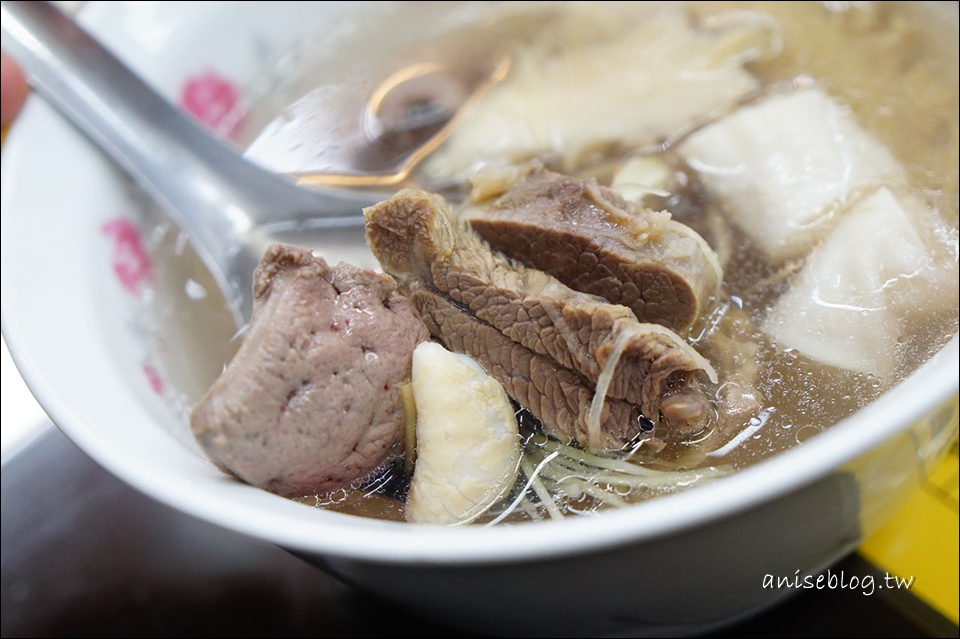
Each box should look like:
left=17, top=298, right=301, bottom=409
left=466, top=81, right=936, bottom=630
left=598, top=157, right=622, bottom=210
left=364, top=189, right=716, bottom=448
left=190, top=244, right=430, bottom=497
left=365, top=189, right=716, bottom=405
left=464, top=163, right=722, bottom=333
left=408, top=282, right=648, bottom=449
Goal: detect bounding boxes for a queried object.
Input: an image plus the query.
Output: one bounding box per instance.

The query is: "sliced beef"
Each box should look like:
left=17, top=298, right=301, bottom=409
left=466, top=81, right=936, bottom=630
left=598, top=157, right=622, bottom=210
left=464, top=163, right=722, bottom=333
left=190, top=243, right=430, bottom=498
left=408, top=282, right=647, bottom=449
left=365, top=188, right=716, bottom=409
left=364, top=188, right=717, bottom=447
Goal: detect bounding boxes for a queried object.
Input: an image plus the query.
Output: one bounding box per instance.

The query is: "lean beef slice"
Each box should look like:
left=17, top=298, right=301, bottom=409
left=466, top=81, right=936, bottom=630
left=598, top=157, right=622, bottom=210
left=190, top=243, right=429, bottom=497
left=407, top=282, right=650, bottom=449
left=464, top=163, right=722, bottom=333
left=364, top=189, right=717, bottom=449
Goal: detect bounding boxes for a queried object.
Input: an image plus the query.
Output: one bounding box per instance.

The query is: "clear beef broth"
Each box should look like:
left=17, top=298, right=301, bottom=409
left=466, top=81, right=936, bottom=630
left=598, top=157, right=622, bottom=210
left=154, top=2, right=957, bottom=523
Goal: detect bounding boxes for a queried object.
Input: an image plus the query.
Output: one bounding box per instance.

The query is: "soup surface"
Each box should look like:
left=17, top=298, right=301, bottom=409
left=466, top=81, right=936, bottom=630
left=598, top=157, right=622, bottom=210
left=144, top=1, right=958, bottom=524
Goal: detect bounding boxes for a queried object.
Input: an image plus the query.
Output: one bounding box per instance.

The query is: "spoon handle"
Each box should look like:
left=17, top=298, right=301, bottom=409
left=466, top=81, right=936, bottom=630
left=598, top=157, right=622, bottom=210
left=1, top=0, right=371, bottom=322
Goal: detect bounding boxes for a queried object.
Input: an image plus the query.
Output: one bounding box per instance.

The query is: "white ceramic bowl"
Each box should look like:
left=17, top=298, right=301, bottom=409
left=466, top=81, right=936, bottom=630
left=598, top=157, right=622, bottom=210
left=2, top=3, right=957, bottom=636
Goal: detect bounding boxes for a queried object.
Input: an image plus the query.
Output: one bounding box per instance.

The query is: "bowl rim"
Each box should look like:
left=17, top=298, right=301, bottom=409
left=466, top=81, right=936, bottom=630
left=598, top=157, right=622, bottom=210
left=2, top=0, right=958, bottom=566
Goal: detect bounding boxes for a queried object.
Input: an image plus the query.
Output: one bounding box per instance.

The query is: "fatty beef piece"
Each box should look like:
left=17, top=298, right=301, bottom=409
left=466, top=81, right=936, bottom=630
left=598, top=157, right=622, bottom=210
left=465, top=162, right=723, bottom=334
left=364, top=188, right=718, bottom=452
left=190, top=243, right=430, bottom=498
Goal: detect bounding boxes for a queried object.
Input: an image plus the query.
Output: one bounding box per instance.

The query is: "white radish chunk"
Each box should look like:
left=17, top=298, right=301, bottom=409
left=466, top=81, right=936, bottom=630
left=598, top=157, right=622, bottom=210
left=405, top=342, right=520, bottom=525
left=761, top=188, right=942, bottom=378
left=679, top=88, right=902, bottom=260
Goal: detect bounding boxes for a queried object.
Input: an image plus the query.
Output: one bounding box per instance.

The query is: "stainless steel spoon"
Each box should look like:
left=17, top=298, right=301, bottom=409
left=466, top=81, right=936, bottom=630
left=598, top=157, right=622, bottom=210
left=0, top=1, right=503, bottom=325
left=245, top=57, right=510, bottom=188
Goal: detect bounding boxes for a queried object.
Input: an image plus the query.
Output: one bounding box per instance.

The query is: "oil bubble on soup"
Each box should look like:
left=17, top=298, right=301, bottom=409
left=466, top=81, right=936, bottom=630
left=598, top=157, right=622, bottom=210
left=153, top=2, right=957, bottom=525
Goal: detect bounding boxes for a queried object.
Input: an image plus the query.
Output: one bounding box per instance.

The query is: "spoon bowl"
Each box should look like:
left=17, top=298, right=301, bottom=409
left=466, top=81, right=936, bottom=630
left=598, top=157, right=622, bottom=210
left=245, top=55, right=511, bottom=188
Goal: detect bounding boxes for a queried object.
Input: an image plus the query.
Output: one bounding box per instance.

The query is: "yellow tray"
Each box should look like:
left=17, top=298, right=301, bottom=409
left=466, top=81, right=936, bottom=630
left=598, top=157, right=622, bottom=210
left=860, top=431, right=959, bottom=626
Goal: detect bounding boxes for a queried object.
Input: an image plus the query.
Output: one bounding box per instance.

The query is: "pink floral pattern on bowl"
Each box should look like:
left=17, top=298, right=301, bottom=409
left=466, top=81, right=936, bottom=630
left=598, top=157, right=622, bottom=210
left=179, top=70, right=246, bottom=140
left=141, top=363, right=166, bottom=395
left=101, top=217, right=166, bottom=396
left=101, top=217, right=153, bottom=295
